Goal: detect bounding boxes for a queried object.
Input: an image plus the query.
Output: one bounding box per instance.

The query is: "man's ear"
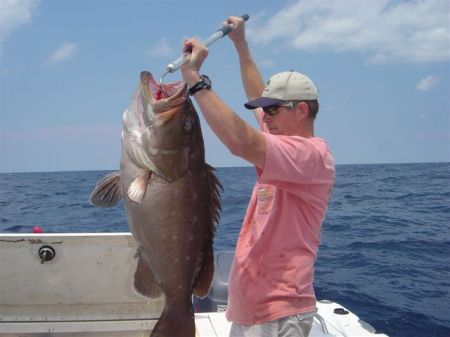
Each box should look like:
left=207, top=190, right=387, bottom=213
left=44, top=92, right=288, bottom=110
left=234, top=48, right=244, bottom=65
left=297, top=101, right=309, bottom=120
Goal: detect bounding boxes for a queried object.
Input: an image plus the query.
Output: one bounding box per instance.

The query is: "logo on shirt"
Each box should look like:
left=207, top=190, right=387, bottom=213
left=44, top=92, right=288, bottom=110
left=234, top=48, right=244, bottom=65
left=257, top=184, right=275, bottom=214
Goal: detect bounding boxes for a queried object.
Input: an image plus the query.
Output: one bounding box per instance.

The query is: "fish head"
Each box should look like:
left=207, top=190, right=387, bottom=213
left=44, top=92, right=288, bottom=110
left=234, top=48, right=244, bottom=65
left=122, top=71, right=204, bottom=182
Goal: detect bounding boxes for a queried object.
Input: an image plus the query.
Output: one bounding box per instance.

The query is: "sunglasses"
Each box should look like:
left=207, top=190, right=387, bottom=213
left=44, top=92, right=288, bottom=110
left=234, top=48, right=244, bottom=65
left=262, top=101, right=299, bottom=116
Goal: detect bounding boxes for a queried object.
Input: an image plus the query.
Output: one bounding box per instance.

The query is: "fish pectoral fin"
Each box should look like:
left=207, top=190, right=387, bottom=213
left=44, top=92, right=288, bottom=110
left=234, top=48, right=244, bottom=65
left=127, top=171, right=151, bottom=204
left=193, top=247, right=214, bottom=298
left=89, top=171, right=122, bottom=207
left=133, top=251, right=162, bottom=298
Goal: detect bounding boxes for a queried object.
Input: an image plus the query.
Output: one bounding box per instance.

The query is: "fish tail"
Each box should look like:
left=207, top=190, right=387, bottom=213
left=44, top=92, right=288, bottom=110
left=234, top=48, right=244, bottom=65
left=151, top=307, right=195, bottom=337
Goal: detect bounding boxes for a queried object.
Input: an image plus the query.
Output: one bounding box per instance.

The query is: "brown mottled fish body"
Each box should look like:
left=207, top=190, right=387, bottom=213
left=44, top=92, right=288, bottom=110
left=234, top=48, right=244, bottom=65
left=90, top=71, right=221, bottom=337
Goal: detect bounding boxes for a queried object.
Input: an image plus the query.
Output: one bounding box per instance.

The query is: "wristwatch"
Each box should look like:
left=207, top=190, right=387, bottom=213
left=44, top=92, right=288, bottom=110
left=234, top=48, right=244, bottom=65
left=188, top=75, right=212, bottom=96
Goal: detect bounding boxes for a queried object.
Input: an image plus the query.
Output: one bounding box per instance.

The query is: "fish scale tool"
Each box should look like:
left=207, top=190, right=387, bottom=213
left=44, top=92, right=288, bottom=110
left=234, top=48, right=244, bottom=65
left=159, top=14, right=249, bottom=95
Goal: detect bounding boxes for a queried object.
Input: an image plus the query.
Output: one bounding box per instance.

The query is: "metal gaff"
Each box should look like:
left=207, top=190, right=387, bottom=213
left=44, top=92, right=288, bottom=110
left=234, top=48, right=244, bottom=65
left=159, top=14, right=250, bottom=96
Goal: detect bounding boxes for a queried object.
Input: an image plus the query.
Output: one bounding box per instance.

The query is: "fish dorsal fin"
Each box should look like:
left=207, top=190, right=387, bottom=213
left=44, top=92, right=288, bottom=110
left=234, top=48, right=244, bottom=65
left=128, top=171, right=151, bottom=204
left=193, top=164, right=223, bottom=298
left=206, top=164, right=223, bottom=229
left=89, top=171, right=122, bottom=207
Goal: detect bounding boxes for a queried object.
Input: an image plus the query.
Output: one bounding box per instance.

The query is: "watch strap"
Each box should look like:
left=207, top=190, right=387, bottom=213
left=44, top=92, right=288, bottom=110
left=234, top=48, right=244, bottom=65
left=188, top=75, right=211, bottom=96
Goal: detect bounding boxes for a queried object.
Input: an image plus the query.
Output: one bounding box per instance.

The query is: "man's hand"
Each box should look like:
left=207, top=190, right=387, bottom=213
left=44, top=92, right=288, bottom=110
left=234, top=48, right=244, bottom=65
left=181, top=39, right=209, bottom=87
left=225, top=16, right=247, bottom=47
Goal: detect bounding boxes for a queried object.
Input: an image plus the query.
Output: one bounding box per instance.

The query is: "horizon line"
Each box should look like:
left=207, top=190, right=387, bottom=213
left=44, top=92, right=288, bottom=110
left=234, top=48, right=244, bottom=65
left=1, top=160, right=449, bottom=175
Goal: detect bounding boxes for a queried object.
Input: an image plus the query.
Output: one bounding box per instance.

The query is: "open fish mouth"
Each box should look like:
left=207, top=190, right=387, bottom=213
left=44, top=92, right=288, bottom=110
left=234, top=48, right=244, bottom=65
left=139, top=71, right=188, bottom=119
left=140, top=71, right=186, bottom=102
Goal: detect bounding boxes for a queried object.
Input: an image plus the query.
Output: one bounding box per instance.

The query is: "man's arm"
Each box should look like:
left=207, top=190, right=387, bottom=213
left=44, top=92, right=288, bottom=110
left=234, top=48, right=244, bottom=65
left=226, top=16, right=265, bottom=121
left=193, top=88, right=266, bottom=169
left=181, top=39, right=266, bottom=169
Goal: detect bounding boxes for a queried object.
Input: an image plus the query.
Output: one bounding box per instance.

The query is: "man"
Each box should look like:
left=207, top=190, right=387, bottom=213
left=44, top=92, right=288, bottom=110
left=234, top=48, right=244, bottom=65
left=181, top=16, right=335, bottom=337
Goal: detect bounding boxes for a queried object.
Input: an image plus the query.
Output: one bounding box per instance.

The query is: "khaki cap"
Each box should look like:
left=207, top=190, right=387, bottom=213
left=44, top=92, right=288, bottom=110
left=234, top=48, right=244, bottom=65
left=244, top=71, right=318, bottom=109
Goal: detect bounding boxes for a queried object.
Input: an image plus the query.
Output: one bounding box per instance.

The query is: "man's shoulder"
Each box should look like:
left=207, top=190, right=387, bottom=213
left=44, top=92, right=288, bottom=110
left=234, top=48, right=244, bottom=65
left=260, top=134, right=335, bottom=185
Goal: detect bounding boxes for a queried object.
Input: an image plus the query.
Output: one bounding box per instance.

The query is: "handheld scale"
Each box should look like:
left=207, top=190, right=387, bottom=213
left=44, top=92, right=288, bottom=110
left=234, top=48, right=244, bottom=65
left=159, top=14, right=249, bottom=93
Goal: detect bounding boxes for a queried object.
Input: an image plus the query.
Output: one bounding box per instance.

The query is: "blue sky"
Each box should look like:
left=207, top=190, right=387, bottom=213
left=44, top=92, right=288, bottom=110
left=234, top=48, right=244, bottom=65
left=1, top=0, right=449, bottom=173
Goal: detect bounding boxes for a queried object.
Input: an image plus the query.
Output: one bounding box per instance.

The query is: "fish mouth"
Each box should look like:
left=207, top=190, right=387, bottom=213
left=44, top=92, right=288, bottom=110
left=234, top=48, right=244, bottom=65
left=140, top=71, right=188, bottom=123
left=140, top=71, right=186, bottom=102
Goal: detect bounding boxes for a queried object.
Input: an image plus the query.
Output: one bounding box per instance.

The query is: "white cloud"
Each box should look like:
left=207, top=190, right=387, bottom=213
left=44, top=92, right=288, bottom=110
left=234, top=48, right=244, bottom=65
left=0, top=0, right=40, bottom=46
left=247, top=0, right=450, bottom=64
left=44, top=42, right=77, bottom=66
left=147, top=37, right=173, bottom=58
left=416, top=75, right=440, bottom=92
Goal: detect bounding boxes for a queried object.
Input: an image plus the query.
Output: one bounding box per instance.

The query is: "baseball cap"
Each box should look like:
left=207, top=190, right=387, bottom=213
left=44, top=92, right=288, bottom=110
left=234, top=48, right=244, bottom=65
left=244, top=71, right=318, bottom=109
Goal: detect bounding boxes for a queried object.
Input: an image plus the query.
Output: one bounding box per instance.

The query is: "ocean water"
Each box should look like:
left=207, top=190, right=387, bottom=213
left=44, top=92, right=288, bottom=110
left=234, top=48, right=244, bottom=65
left=0, top=162, right=449, bottom=337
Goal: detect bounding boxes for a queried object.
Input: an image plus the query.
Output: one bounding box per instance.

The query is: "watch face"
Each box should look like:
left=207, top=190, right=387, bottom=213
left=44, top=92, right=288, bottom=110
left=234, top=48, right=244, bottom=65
left=201, top=75, right=211, bottom=87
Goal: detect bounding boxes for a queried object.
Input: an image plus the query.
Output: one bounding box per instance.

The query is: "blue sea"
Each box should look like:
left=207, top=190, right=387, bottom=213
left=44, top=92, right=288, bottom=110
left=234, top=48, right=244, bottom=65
left=0, top=162, right=449, bottom=337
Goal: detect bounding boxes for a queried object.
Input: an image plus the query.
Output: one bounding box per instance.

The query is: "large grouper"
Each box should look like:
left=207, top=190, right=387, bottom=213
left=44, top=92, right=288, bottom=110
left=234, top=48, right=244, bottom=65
left=90, top=71, right=222, bottom=337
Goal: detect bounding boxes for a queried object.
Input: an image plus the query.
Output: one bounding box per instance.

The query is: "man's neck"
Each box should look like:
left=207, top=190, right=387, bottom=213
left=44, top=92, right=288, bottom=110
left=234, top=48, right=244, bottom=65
left=297, top=122, right=315, bottom=138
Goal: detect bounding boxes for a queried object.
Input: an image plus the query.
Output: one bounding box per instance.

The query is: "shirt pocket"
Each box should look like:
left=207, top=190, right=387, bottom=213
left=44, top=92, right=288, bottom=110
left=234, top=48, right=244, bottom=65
left=257, top=184, right=275, bottom=215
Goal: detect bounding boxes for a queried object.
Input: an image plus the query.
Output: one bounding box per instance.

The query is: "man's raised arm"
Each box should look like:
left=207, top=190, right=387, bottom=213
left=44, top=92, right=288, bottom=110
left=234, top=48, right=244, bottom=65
left=226, top=16, right=265, bottom=121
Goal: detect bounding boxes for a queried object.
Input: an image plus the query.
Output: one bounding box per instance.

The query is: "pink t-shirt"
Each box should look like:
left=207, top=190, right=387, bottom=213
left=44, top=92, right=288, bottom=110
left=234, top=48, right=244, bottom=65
left=226, top=116, right=335, bottom=325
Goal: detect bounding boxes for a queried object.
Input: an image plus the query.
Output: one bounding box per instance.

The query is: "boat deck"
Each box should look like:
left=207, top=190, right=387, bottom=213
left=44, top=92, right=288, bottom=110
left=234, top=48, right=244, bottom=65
left=0, top=302, right=388, bottom=337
